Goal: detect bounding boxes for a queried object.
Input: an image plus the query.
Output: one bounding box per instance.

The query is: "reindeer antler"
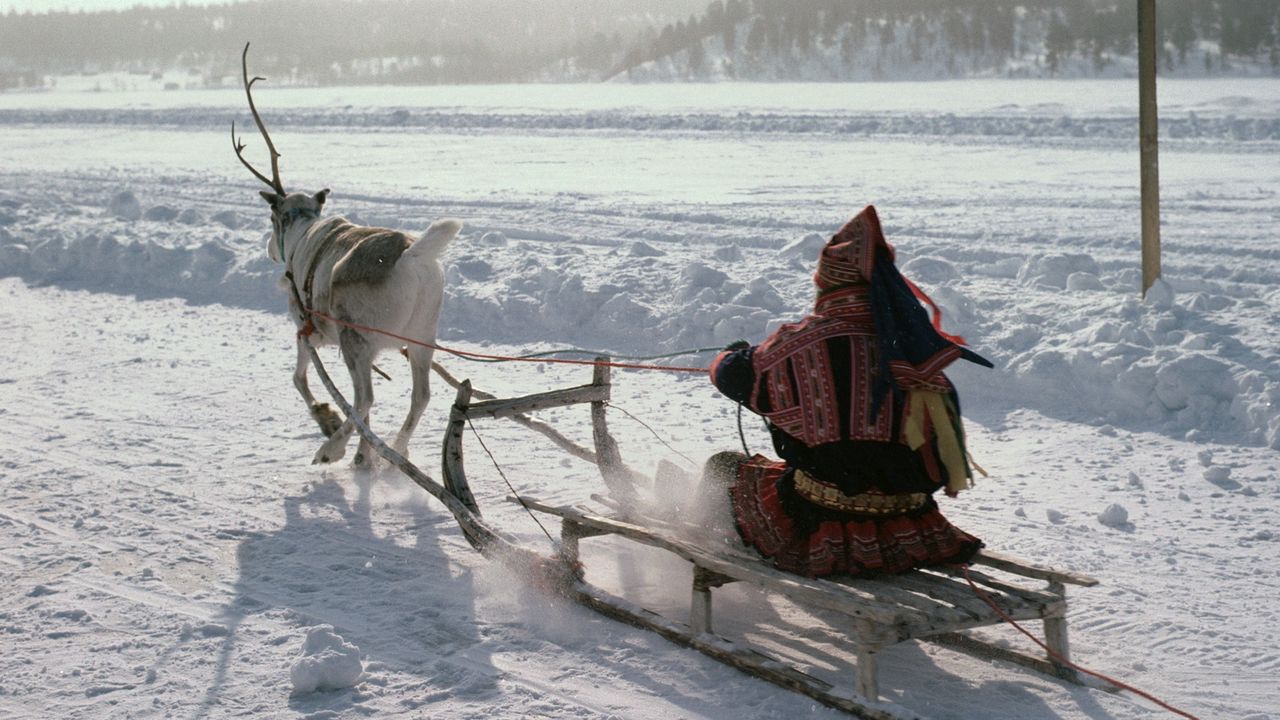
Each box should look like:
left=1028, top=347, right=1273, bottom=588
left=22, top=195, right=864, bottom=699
left=231, top=42, right=285, bottom=195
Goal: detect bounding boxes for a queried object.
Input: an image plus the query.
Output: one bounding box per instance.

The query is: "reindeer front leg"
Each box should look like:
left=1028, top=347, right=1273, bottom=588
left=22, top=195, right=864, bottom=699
left=313, top=328, right=375, bottom=467
left=295, top=337, right=342, bottom=437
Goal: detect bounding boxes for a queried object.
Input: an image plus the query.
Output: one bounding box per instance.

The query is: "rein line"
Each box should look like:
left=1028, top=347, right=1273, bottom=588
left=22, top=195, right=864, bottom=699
left=274, top=214, right=710, bottom=373
left=295, top=305, right=713, bottom=374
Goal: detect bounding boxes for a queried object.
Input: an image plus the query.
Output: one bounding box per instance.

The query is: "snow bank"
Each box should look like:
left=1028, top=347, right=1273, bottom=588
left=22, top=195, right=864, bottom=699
left=1, top=188, right=1276, bottom=449
left=993, top=270, right=1280, bottom=448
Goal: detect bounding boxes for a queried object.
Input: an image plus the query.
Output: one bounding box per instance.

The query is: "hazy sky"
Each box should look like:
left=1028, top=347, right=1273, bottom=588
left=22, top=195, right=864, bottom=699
left=5, top=0, right=237, bottom=12
left=5, top=0, right=705, bottom=14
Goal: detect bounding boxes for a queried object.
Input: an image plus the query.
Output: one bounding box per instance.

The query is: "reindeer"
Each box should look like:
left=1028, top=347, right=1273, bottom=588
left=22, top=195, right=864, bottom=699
left=233, top=43, right=462, bottom=467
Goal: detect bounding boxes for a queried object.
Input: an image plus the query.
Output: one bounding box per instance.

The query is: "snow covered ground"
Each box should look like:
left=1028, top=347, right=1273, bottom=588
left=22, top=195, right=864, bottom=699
left=1, top=78, right=1278, bottom=719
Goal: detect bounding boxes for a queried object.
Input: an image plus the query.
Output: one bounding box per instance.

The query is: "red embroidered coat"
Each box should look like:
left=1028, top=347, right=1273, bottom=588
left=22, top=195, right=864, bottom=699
left=711, top=206, right=984, bottom=497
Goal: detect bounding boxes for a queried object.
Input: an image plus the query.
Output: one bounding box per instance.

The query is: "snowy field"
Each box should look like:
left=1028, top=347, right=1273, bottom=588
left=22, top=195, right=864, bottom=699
left=1, top=78, right=1278, bottom=719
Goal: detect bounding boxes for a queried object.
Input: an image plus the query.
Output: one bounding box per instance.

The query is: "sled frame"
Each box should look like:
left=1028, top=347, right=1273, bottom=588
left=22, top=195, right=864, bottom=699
left=435, top=358, right=1100, bottom=719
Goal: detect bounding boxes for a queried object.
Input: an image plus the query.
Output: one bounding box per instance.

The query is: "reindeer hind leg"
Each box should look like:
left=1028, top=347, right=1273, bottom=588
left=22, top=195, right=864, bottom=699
left=345, top=328, right=377, bottom=468
left=392, top=344, right=434, bottom=459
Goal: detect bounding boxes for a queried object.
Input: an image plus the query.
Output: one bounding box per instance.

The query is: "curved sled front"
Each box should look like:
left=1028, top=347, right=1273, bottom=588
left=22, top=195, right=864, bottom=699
left=439, top=363, right=636, bottom=549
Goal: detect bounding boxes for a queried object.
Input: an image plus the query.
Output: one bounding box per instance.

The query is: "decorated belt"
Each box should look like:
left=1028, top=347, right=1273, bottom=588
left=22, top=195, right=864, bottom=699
left=793, top=469, right=928, bottom=515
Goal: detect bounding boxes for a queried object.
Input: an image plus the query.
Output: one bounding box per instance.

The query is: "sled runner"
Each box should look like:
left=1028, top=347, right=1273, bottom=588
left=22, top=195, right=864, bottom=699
left=306, top=347, right=1099, bottom=720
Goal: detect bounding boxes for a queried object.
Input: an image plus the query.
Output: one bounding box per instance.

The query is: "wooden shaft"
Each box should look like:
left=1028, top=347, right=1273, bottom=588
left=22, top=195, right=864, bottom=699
left=854, top=650, right=879, bottom=700
left=590, top=358, right=639, bottom=503
left=305, top=343, right=504, bottom=552
left=432, top=361, right=648, bottom=485
left=690, top=585, right=712, bottom=635
left=443, top=381, right=480, bottom=517
left=1044, top=581, right=1078, bottom=682
left=1138, top=0, right=1162, bottom=296
left=560, top=520, right=583, bottom=567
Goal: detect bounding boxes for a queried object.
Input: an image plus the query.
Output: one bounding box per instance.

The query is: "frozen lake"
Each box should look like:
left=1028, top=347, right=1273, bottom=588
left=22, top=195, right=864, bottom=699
left=6, top=76, right=1280, bottom=118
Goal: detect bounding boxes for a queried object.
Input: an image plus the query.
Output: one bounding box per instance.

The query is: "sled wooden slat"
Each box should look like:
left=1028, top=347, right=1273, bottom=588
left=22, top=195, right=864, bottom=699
left=835, top=576, right=977, bottom=627
left=932, top=565, right=1066, bottom=608
left=971, top=549, right=1098, bottom=587
left=464, top=383, right=608, bottom=420
left=889, top=572, right=1019, bottom=621
left=924, top=631, right=1073, bottom=681
left=512, top=496, right=911, bottom=627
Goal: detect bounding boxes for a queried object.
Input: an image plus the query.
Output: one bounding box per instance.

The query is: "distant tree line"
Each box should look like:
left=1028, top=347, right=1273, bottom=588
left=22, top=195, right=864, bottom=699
left=615, top=0, right=1280, bottom=79
left=1, top=0, right=1276, bottom=89
left=0, top=0, right=670, bottom=87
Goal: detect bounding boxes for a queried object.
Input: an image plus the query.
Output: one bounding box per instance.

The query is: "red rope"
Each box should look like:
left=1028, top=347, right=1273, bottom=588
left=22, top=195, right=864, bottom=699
left=958, top=565, right=1202, bottom=720
left=301, top=308, right=708, bottom=374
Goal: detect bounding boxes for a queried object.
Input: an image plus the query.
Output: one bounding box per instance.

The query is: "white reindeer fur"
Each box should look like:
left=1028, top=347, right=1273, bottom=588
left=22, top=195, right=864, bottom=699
left=265, top=188, right=462, bottom=466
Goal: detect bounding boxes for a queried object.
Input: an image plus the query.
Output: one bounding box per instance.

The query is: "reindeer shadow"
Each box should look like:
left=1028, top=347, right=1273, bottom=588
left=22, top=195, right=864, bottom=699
left=193, top=472, right=495, bottom=719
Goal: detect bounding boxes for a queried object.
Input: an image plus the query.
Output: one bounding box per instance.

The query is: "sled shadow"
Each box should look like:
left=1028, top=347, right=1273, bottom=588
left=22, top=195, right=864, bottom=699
left=192, top=471, right=494, bottom=719
left=891, top=639, right=1122, bottom=719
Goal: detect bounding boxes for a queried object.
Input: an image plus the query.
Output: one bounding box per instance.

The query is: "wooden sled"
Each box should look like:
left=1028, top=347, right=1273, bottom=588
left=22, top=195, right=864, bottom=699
left=306, top=347, right=1100, bottom=720
left=437, top=360, right=1100, bottom=719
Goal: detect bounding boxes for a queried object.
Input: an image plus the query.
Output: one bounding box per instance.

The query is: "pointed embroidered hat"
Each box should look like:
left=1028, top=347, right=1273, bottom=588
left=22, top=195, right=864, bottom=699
left=814, top=205, right=893, bottom=291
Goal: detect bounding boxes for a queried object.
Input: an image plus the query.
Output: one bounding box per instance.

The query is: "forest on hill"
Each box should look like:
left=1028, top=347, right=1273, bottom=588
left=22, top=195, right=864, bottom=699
left=0, top=0, right=1276, bottom=88
left=619, top=0, right=1280, bottom=80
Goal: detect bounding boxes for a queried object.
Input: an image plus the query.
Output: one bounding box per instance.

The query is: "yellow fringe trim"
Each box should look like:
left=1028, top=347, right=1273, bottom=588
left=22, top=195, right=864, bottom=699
left=903, top=390, right=972, bottom=495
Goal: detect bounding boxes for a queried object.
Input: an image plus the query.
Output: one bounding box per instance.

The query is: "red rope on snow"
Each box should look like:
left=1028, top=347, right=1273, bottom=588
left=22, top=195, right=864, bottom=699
left=957, top=565, right=1202, bottom=720
left=300, top=308, right=708, bottom=374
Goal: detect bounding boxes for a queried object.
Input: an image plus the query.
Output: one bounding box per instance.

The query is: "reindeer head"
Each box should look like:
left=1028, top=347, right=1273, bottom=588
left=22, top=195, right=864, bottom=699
left=261, top=188, right=331, bottom=262
left=232, top=42, right=331, bottom=263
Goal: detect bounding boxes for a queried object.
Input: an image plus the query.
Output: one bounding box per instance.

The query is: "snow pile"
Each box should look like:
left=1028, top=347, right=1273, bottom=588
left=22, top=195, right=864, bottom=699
left=108, top=190, right=142, bottom=221
left=0, top=197, right=278, bottom=309
left=289, top=625, right=364, bottom=694
left=992, top=272, right=1280, bottom=449
left=1097, top=503, right=1129, bottom=528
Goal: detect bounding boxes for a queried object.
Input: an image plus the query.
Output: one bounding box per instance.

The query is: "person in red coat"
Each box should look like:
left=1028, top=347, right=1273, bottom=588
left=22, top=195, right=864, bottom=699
left=706, top=205, right=991, bottom=578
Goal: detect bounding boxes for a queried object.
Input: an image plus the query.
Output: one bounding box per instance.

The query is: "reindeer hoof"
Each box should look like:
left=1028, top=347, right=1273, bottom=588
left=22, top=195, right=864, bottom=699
left=311, top=403, right=343, bottom=438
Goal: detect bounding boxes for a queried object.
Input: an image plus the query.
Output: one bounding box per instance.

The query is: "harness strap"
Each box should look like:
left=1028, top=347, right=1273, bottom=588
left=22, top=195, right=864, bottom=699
left=278, top=207, right=322, bottom=338
left=301, top=227, right=331, bottom=330
left=283, top=270, right=314, bottom=337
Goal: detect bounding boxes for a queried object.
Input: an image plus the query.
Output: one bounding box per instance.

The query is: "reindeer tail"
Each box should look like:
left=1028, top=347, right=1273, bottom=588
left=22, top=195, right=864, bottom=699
left=406, top=219, right=462, bottom=261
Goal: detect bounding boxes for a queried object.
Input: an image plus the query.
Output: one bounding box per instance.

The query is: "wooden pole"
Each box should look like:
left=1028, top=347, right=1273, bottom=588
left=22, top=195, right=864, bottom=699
left=1138, top=0, right=1162, bottom=296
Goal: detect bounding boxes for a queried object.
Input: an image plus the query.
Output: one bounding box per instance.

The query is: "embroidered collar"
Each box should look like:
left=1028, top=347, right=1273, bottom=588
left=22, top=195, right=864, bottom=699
left=813, top=285, right=873, bottom=320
